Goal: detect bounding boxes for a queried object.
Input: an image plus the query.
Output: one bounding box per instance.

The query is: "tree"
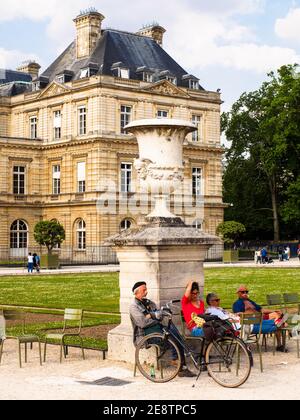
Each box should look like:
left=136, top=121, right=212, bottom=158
left=216, top=221, right=246, bottom=249
left=34, top=221, right=65, bottom=254
left=222, top=65, right=300, bottom=241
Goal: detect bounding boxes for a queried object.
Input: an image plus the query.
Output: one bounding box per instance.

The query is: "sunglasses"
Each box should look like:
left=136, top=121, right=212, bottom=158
left=191, top=291, right=199, bottom=295
left=240, top=291, right=249, bottom=294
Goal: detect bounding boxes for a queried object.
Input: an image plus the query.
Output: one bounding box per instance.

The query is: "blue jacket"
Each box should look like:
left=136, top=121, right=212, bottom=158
left=232, top=299, right=261, bottom=314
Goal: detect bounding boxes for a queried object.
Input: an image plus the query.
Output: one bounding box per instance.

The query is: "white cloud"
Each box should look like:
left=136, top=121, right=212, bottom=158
left=166, top=10, right=300, bottom=75
left=0, top=47, right=41, bottom=70
left=275, top=7, right=300, bottom=43
left=0, top=0, right=298, bottom=75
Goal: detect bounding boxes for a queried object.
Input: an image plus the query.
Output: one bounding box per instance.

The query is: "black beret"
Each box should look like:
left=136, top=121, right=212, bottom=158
left=132, top=282, right=146, bottom=293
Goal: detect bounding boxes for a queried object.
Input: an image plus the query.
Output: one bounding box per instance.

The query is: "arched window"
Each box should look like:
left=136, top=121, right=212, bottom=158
left=192, top=219, right=203, bottom=230
left=76, top=219, right=86, bottom=250
left=120, top=219, right=132, bottom=232
left=10, top=220, right=28, bottom=249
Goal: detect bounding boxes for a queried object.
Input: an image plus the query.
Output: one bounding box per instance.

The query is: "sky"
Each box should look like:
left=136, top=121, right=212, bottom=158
left=1, top=0, right=300, bottom=112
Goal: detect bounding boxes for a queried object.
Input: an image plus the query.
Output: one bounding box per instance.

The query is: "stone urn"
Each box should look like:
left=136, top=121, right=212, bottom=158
left=125, top=119, right=196, bottom=218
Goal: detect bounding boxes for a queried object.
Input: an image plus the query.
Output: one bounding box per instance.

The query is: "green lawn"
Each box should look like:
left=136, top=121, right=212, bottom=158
left=0, top=268, right=299, bottom=312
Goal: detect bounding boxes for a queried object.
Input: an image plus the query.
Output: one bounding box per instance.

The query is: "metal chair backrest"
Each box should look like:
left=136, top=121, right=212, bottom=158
left=283, top=293, right=300, bottom=314
left=266, top=294, right=283, bottom=306
left=240, top=312, right=263, bottom=339
left=63, top=309, right=83, bottom=333
left=3, top=310, right=26, bottom=334
left=283, top=293, right=299, bottom=304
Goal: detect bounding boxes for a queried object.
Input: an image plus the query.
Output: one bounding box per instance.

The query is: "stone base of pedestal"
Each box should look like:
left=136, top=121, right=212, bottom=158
left=105, top=217, right=222, bottom=364
left=108, top=325, right=136, bottom=364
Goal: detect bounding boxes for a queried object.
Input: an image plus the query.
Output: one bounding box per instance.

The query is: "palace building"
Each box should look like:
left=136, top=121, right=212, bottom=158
left=0, top=9, right=224, bottom=263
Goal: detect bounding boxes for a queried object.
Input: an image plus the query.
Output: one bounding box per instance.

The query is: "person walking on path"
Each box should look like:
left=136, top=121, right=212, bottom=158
left=33, top=253, right=41, bottom=273
left=27, top=253, right=34, bottom=274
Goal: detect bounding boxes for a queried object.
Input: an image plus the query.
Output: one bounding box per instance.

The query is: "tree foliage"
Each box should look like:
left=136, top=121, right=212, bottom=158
left=222, top=65, right=300, bottom=240
left=34, top=221, right=65, bottom=254
left=217, top=221, right=246, bottom=248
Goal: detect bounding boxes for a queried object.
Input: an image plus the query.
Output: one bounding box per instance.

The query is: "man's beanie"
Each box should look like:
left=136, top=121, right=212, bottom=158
left=132, top=282, right=146, bottom=294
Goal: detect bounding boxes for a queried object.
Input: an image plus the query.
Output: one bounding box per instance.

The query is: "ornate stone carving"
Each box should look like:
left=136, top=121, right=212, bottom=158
left=127, top=119, right=196, bottom=217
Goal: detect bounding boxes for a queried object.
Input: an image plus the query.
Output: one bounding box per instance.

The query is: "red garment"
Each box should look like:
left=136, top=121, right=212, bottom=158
left=181, top=295, right=205, bottom=331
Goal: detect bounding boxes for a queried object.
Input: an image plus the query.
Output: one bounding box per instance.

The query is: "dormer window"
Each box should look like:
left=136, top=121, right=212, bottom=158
left=32, top=76, right=49, bottom=92
left=119, top=68, right=129, bottom=79
left=111, top=62, right=130, bottom=79
left=56, top=75, right=65, bottom=84
left=136, top=66, right=154, bottom=83
left=143, top=73, right=153, bottom=83
left=79, top=63, right=99, bottom=79
left=159, top=70, right=177, bottom=85
left=189, top=80, right=199, bottom=90
left=55, top=70, right=74, bottom=84
left=182, top=74, right=200, bottom=90
left=80, top=68, right=90, bottom=79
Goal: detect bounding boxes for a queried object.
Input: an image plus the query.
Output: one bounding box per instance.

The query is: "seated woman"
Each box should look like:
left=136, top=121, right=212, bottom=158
left=181, top=281, right=205, bottom=337
left=205, top=293, right=241, bottom=331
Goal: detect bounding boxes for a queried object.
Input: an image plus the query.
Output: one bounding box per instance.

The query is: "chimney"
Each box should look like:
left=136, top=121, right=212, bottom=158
left=17, top=61, right=41, bottom=79
left=74, top=9, right=105, bottom=59
left=137, top=24, right=166, bottom=46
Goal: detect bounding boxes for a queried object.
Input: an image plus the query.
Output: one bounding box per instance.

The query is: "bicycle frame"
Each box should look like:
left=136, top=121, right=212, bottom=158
left=160, top=315, right=244, bottom=372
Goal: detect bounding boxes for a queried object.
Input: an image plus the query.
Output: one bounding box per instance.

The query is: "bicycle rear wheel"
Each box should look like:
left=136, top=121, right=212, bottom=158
left=205, top=337, right=251, bottom=388
left=135, top=333, right=181, bottom=383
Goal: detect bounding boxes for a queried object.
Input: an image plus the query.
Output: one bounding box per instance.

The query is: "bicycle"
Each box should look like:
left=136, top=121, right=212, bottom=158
left=135, top=300, right=252, bottom=388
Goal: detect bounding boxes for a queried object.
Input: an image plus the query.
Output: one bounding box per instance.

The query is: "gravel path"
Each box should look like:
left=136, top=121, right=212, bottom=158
left=0, top=338, right=300, bottom=400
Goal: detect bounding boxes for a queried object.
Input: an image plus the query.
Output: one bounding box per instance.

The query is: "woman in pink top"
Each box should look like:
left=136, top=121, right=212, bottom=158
left=181, top=280, right=205, bottom=337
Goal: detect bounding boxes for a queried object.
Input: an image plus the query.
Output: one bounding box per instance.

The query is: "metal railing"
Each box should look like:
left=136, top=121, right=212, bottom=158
left=0, top=244, right=223, bottom=267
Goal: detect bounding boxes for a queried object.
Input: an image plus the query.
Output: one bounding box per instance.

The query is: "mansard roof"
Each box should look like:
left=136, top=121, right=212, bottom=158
left=41, top=29, right=205, bottom=90
left=0, top=69, right=32, bottom=85
left=0, top=69, right=32, bottom=97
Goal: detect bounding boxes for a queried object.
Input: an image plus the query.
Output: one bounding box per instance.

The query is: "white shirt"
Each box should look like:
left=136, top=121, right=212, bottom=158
left=28, top=255, right=34, bottom=263
left=206, top=307, right=241, bottom=330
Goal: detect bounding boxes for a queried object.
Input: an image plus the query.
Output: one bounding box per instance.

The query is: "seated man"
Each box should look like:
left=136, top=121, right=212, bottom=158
left=206, top=293, right=241, bottom=330
left=233, top=285, right=289, bottom=352
left=129, top=281, right=196, bottom=377
left=182, top=280, right=205, bottom=337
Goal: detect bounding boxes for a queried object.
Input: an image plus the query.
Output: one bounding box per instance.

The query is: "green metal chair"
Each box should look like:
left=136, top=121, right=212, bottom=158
left=43, top=309, right=85, bottom=363
left=283, top=293, right=300, bottom=313
left=0, top=310, right=42, bottom=368
left=265, top=294, right=284, bottom=355
left=240, top=312, right=264, bottom=373
left=289, top=315, right=300, bottom=358
left=281, top=293, right=300, bottom=350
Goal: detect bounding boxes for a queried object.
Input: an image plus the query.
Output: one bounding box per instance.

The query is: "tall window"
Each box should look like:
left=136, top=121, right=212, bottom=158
left=77, top=162, right=86, bottom=193
left=13, top=166, right=25, bottom=195
left=53, top=110, right=62, bottom=139
left=120, top=105, right=132, bottom=134
left=10, top=220, right=28, bottom=249
left=157, top=110, right=168, bottom=119
left=121, top=163, right=132, bottom=193
left=192, top=115, right=202, bottom=142
left=77, top=219, right=86, bottom=250
left=78, top=106, right=87, bottom=136
left=52, top=165, right=61, bottom=195
left=192, top=167, right=202, bottom=196
left=30, top=116, right=37, bottom=139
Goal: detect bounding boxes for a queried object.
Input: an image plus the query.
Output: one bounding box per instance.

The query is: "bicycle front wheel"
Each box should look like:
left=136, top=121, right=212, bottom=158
left=135, top=333, right=181, bottom=383
left=205, top=337, right=251, bottom=388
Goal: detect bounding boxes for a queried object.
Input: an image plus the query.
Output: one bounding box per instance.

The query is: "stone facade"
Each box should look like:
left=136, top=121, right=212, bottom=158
left=0, top=13, right=224, bottom=262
